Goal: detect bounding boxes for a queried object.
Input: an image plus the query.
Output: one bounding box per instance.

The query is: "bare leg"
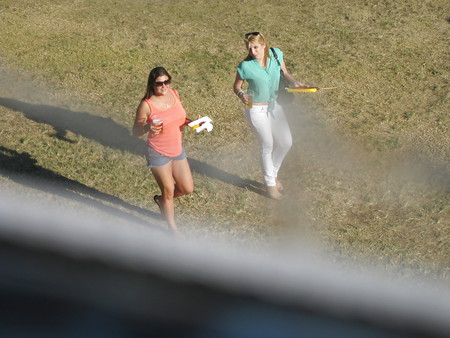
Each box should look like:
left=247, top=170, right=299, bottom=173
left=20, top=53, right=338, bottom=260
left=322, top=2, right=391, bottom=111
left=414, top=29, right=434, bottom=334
left=152, top=163, right=177, bottom=233
left=151, top=158, right=193, bottom=235
left=172, top=158, right=194, bottom=198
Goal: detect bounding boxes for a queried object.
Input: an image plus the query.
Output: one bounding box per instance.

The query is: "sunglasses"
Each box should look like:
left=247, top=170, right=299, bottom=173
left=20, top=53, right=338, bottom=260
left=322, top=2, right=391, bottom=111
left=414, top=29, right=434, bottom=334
left=155, top=79, right=171, bottom=87
left=244, top=31, right=261, bottom=39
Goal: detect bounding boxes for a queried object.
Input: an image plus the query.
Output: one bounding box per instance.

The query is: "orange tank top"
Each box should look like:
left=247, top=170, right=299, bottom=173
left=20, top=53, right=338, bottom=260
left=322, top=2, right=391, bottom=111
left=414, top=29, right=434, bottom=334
left=145, top=88, right=186, bottom=157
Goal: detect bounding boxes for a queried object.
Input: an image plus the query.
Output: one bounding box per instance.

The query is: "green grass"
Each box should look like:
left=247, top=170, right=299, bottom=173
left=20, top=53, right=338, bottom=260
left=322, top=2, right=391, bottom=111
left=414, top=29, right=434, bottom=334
left=0, top=0, right=449, bottom=279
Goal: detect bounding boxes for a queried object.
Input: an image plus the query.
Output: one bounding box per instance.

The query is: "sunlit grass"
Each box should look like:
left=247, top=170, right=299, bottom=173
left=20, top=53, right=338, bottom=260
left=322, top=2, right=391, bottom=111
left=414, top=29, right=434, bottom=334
left=0, top=0, right=448, bottom=280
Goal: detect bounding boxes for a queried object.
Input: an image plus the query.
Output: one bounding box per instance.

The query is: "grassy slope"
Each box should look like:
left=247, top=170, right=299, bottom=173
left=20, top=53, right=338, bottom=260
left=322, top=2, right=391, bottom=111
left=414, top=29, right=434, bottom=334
left=0, top=0, right=448, bottom=278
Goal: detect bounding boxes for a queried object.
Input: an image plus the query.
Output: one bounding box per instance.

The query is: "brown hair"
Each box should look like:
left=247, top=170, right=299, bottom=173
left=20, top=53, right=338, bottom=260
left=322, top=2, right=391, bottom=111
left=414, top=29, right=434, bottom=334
left=142, top=66, right=172, bottom=100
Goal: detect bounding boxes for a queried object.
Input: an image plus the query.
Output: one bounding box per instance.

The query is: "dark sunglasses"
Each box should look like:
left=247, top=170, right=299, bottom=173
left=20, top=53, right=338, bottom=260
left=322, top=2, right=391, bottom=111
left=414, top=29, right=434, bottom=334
left=155, top=79, right=171, bottom=87
left=245, top=31, right=260, bottom=39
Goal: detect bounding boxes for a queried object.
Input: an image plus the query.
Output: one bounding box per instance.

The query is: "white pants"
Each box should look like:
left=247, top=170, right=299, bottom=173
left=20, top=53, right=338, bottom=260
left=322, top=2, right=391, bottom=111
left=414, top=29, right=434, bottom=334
left=245, top=103, right=292, bottom=187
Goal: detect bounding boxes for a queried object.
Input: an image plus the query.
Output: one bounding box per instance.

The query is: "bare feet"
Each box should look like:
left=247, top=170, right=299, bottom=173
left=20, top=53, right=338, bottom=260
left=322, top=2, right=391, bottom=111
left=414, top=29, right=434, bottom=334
left=155, top=195, right=184, bottom=238
left=169, top=226, right=185, bottom=239
left=267, top=186, right=283, bottom=200
left=276, top=178, right=284, bottom=192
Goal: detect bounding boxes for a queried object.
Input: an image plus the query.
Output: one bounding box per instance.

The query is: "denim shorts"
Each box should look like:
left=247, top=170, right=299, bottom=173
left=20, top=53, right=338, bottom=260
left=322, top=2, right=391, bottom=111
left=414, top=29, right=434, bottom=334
left=146, top=146, right=187, bottom=168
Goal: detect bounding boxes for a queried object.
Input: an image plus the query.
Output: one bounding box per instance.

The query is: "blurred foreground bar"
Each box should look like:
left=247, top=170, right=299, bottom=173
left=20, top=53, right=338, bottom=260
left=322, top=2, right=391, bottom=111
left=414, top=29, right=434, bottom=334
left=0, top=192, right=449, bottom=338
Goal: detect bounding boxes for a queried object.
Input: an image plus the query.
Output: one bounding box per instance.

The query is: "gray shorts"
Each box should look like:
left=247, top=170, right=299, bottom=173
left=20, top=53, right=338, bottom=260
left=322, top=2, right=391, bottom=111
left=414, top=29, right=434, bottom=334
left=146, top=146, right=187, bottom=168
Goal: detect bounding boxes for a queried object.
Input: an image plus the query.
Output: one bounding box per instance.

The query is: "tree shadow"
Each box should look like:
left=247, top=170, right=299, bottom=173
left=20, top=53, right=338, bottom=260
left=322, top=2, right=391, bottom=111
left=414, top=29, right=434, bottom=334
left=0, top=97, right=266, bottom=196
left=0, top=146, right=166, bottom=233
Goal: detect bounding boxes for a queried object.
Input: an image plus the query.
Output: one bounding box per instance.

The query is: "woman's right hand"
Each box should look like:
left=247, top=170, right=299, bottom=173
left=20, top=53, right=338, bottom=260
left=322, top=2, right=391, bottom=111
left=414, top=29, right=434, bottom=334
left=238, top=91, right=248, bottom=105
left=150, top=124, right=163, bottom=135
left=241, top=94, right=249, bottom=106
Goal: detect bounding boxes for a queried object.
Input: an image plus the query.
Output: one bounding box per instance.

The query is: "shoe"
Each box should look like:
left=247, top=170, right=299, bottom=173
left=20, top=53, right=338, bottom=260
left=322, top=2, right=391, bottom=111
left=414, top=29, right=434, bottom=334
left=267, top=186, right=283, bottom=200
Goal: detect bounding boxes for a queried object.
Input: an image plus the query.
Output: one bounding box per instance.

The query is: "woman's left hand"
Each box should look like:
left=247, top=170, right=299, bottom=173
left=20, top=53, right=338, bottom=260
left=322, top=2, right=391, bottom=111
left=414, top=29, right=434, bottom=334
left=292, top=80, right=307, bottom=88
left=180, top=115, right=203, bottom=131
left=180, top=118, right=192, bottom=131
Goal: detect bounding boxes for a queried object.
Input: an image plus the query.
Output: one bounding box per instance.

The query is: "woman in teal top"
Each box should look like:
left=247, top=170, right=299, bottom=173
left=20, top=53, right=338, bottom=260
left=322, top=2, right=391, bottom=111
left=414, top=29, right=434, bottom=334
left=233, top=31, right=306, bottom=200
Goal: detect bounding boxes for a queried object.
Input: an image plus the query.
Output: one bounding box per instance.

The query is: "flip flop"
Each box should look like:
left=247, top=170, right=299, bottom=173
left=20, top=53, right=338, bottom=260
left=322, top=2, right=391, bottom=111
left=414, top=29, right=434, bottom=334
left=154, top=195, right=163, bottom=214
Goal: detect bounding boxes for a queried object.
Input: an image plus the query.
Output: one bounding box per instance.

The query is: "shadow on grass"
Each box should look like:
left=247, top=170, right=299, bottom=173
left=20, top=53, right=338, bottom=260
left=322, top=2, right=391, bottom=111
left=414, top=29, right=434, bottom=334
left=0, top=97, right=266, bottom=196
left=188, top=159, right=266, bottom=196
left=0, top=97, right=144, bottom=153
left=0, top=146, right=166, bottom=233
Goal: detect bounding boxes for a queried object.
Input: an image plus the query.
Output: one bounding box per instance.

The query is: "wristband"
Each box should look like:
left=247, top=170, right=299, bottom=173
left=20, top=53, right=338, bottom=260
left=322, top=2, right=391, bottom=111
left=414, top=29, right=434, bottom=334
left=237, top=91, right=244, bottom=98
left=142, top=124, right=148, bottom=133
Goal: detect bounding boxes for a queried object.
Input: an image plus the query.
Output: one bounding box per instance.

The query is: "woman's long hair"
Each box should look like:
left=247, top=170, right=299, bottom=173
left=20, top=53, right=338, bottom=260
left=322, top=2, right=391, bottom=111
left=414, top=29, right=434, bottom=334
left=142, top=67, right=172, bottom=100
left=244, top=32, right=270, bottom=67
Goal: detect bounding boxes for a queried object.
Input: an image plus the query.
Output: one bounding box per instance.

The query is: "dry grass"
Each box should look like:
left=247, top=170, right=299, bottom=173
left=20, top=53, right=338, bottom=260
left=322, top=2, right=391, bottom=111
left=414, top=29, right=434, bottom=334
left=0, top=0, right=449, bottom=279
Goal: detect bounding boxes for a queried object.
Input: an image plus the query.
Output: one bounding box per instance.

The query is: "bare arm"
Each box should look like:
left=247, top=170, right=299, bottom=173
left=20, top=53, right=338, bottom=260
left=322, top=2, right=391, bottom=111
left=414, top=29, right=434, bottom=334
left=132, top=100, right=150, bottom=137
left=233, top=72, right=245, bottom=96
left=233, top=72, right=249, bottom=105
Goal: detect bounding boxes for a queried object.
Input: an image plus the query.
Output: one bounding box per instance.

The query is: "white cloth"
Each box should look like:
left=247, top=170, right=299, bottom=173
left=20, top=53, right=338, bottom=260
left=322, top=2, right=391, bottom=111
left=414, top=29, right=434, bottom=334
left=245, top=103, right=292, bottom=186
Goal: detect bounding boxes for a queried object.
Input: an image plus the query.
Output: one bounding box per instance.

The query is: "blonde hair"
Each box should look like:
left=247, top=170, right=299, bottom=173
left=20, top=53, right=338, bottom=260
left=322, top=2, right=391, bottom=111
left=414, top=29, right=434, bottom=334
left=244, top=32, right=270, bottom=67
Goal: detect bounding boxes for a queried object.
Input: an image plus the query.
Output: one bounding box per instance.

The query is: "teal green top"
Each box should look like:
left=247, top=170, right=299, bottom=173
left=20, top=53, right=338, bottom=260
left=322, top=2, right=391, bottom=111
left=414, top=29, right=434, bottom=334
left=237, top=47, right=283, bottom=111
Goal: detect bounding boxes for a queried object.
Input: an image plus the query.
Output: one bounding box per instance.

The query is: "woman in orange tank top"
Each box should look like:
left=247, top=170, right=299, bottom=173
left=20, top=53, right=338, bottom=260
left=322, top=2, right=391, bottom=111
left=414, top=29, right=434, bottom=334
left=133, top=67, right=194, bottom=237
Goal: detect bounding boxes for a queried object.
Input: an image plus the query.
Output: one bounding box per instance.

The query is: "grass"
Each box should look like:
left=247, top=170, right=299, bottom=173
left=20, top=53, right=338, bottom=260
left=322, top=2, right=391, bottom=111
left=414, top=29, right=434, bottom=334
left=0, top=0, right=449, bottom=280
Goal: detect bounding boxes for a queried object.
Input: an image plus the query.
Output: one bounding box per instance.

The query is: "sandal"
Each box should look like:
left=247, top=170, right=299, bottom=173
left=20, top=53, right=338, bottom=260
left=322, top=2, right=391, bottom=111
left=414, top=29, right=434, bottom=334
left=154, top=195, right=163, bottom=213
